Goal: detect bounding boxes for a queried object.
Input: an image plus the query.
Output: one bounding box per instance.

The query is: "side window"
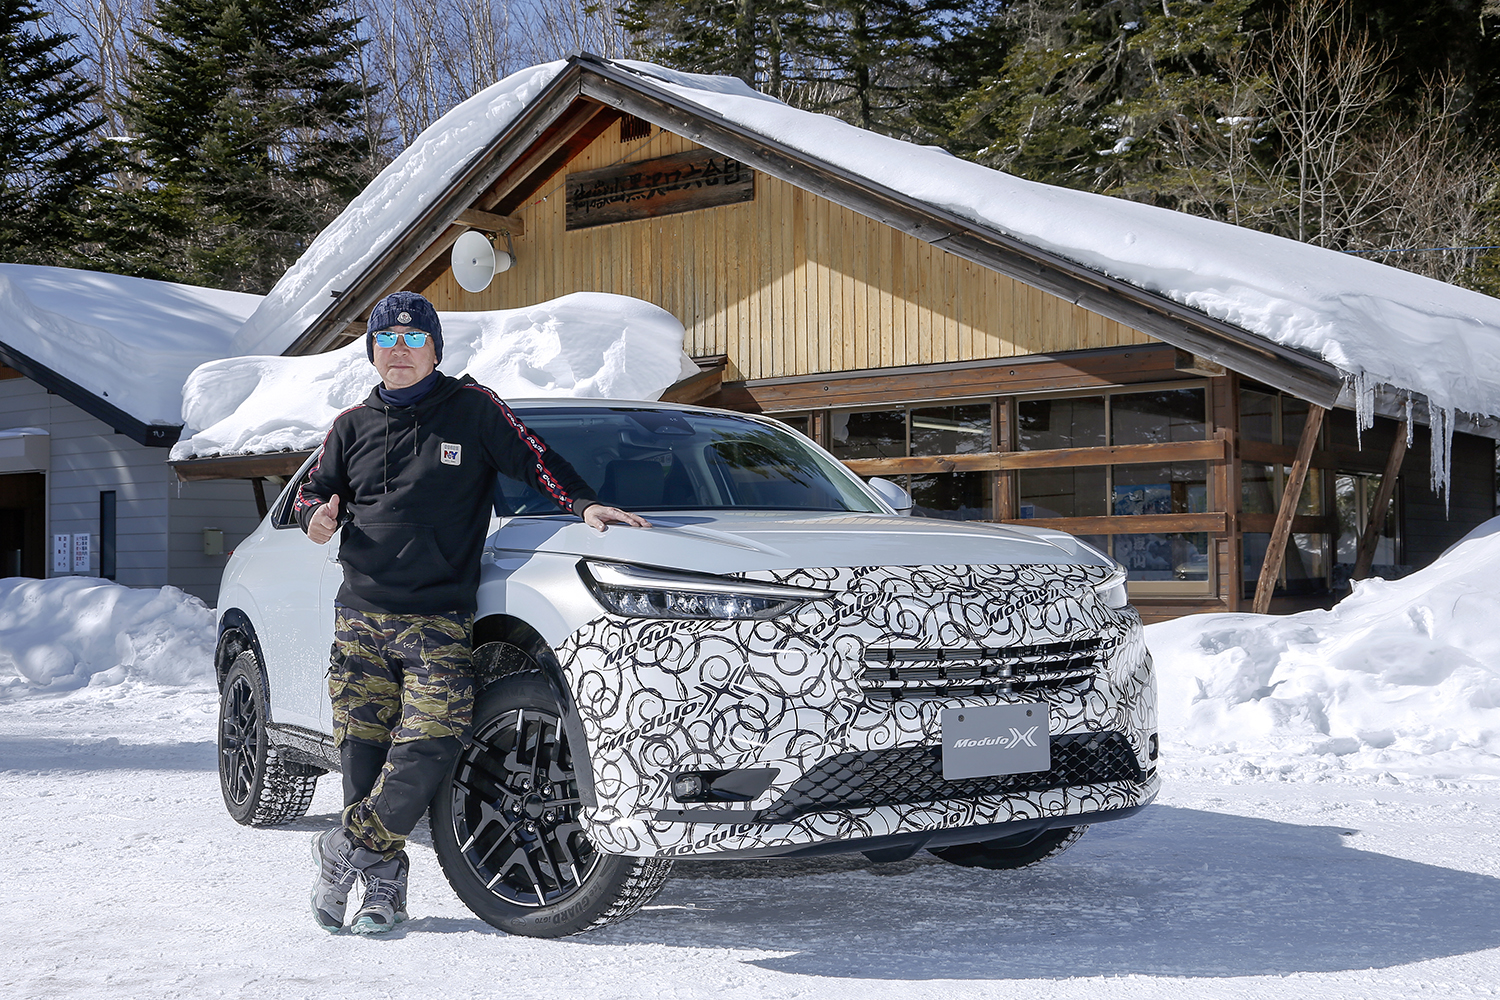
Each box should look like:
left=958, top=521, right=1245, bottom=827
left=272, top=450, right=321, bottom=529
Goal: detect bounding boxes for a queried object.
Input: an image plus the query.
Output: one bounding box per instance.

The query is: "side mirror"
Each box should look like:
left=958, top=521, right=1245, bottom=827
left=867, top=477, right=913, bottom=515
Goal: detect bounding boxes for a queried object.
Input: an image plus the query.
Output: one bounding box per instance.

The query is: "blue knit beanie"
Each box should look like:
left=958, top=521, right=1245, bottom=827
left=367, top=291, right=443, bottom=363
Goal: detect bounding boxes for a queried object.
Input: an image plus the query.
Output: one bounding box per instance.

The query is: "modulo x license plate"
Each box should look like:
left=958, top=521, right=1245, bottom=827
left=940, top=703, right=1050, bottom=780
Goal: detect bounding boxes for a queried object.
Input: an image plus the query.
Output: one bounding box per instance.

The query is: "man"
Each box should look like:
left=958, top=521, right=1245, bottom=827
left=296, top=290, right=649, bottom=935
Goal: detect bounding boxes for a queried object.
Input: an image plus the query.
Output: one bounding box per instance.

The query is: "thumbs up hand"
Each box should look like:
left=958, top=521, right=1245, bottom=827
left=308, top=494, right=341, bottom=544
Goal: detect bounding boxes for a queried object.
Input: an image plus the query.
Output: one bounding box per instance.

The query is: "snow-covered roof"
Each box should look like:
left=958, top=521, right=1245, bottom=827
left=172, top=292, right=697, bottom=461
left=0, top=264, right=262, bottom=436
left=237, top=56, right=1500, bottom=436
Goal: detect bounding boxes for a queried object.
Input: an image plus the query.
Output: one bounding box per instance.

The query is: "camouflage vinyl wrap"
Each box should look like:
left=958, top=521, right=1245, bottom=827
left=330, top=606, right=475, bottom=745
left=556, top=563, right=1157, bottom=858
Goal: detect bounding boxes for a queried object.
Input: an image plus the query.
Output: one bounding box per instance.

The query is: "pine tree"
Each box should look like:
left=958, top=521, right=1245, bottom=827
left=945, top=0, right=1265, bottom=212
left=118, top=0, right=379, bottom=292
left=0, top=0, right=117, bottom=265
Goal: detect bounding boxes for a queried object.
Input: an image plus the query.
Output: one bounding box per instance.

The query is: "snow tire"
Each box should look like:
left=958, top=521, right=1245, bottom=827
left=430, top=669, right=673, bottom=937
left=217, top=650, right=319, bottom=827
left=928, top=824, right=1089, bottom=870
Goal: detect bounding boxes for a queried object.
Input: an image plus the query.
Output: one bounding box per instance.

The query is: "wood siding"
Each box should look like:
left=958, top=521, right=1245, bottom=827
left=0, top=378, right=260, bottom=604
left=421, top=126, right=1154, bottom=381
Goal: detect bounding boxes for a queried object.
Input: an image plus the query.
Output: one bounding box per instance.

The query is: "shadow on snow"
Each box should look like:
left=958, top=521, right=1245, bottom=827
left=0, top=736, right=215, bottom=772
left=579, top=804, right=1500, bottom=979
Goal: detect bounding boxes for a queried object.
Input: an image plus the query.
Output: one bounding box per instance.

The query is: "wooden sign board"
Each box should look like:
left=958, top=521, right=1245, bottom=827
left=566, top=149, right=755, bottom=231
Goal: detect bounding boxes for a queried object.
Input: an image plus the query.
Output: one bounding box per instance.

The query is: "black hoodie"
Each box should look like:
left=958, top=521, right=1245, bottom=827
left=294, top=374, right=597, bottom=614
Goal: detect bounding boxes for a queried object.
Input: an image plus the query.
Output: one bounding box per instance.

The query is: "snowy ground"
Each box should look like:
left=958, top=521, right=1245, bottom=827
left=7, top=525, right=1500, bottom=998
left=5, top=681, right=1500, bottom=999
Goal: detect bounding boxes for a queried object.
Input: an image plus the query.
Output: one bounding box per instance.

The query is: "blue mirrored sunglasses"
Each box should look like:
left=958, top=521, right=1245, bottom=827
left=372, top=330, right=429, bottom=348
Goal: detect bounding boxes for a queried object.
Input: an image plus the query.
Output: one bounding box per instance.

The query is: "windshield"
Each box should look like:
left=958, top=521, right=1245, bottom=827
left=495, top=407, right=884, bottom=515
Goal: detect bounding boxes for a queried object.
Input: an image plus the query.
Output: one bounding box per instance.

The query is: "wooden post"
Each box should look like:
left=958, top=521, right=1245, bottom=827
left=250, top=478, right=268, bottom=520
left=1352, top=421, right=1407, bottom=580
left=994, top=397, right=1017, bottom=520
left=1252, top=403, right=1326, bottom=614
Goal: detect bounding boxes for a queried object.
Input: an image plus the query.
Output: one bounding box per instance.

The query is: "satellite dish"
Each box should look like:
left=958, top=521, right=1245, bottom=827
left=451, top=230, right=496, bottom=293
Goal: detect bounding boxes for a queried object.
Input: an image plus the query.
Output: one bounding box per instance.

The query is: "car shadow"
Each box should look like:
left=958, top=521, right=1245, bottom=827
left=583, top=805, right=1500, bottom=979
left=0, top=736, right=216, bottom=771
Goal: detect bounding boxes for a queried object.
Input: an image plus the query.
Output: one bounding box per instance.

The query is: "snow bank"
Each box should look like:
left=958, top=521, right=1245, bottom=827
left=172, top=292, right=697, bottom=459
left=229, top=62, right=567, bottom=358
left=1148, top=527, right=1500, bottom=775
left=0, top=263, right=262, bottom=425
left=0, top=578, right=216, bottom=696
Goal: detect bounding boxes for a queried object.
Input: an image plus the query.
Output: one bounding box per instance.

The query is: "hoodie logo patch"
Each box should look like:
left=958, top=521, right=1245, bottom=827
left=440, top=443, right=462, bottom=466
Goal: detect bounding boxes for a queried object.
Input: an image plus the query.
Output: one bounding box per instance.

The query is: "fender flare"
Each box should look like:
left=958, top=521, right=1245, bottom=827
left=215, top=610, right=268, bottom=691
left=472, top=614, right=597, bottom=808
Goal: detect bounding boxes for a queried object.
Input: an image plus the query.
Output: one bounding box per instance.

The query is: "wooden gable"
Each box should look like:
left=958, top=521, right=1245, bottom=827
left=418, top=120, right=1154, bottom=383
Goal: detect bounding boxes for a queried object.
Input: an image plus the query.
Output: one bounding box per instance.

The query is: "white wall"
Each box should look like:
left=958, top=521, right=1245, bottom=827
left=0, top=376, right=261, bottom=605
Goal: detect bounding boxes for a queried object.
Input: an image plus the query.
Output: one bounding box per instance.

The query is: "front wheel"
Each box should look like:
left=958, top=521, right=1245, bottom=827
left=218, top=650, right=319, bottom=826
left=429, top=670, right=672, bottom=937
left=928, top=825, right=1088, bottom=870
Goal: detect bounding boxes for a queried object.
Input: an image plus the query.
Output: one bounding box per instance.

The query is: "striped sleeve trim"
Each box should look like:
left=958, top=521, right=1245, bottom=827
left=292, top=404, right=364, bottom=517
left=466, top=384, right=577, bottom=510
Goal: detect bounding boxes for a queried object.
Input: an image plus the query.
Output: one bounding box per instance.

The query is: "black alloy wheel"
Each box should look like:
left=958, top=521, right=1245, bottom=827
left=217, top=649, right=319, bottom=826
left=431, top=671, right=672, bottom=936
left=453, top=702, right=600, bottom=905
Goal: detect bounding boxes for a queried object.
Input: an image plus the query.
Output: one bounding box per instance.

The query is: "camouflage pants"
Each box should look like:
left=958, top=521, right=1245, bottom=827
left=329, top=605, right=474, bottom=855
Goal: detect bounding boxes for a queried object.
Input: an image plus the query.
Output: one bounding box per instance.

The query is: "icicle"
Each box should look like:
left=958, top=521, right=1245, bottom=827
left=1351, top=369, right=1375, bottom=450
left=1427, top=400, right=1455, bottom=514
left=1404, top=393, right=1415, bottom=447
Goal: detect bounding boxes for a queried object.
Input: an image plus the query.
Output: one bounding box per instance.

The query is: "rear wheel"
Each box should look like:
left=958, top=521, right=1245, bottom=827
left=430, top=670, right=672, bottom=937
left=928, top=825, right=1088, bottom=870
left=218, top=650, right=319, bottom=826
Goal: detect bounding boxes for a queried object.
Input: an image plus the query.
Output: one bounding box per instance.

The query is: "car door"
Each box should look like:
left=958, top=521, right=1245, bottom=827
left=249, top=454, right=339, bottom=733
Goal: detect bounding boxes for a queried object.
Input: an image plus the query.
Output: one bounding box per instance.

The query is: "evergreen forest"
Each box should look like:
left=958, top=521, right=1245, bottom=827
left=3, top=0, right=1498, bottom=295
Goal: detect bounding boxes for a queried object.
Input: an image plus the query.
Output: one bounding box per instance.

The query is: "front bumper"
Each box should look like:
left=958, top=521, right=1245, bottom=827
left=556, top=563, right=1158, bottom=858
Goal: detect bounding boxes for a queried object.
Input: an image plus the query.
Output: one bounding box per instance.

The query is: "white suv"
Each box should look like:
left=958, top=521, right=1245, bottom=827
left=214, top=399, right=1158, bottom=936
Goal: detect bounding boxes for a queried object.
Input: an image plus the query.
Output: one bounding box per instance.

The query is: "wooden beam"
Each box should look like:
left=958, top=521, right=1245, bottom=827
left=1252, top=403, right=1326, bottom=613
left=394, top=224, right=468, bottom=293
left=250, top=477, right=269, bottom=520
left=841, top=437, right=1227, bottom=477
left=658, top=366, right=723, bottom=405
left=455, top=208, right=524, bottom=236
left=1352, top=421, right=1408, bottom=580
left=998, top=513, right=1229, bottom=535
left=171, top=450, right=314, bottom=482
left=1239, top=513, right=1337, bottom=534
left=720, top=344, right=1185, bottom=413
left=0, top=365, right=24, bottom=381
left=1240, top=438, right=1387, bottom=475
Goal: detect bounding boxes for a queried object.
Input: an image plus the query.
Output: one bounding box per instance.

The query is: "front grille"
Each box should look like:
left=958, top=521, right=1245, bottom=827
left=860, top=638, right=1106, bottom=701
left=758, top=731, right=1145, bottom=823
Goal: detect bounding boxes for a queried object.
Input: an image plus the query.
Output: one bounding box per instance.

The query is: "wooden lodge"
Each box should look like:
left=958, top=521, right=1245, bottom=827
left=171, top=55, right=1497, bottom=621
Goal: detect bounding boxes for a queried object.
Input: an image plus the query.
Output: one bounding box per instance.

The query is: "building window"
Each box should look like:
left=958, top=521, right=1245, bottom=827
left=99, top=490, right=117, bottom=580
left=1018, top=386, right=1211, bottom=591
left=827, top=403, right=994, bottom=520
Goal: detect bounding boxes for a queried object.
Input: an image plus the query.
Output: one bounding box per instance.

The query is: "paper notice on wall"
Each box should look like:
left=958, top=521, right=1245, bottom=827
left=52, top=534, right=70, bottom=574
left=72, top=533, right=90, bottom=574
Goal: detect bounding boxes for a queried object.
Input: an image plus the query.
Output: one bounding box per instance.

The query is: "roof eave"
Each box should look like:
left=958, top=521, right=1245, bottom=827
left=0, top=339, right=180, bottom=448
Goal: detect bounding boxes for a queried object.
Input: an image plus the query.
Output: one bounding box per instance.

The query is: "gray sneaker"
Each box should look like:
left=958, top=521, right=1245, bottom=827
left=350, top=851, right=409, bottom=935
left=310, top=828, right=362, bottom=933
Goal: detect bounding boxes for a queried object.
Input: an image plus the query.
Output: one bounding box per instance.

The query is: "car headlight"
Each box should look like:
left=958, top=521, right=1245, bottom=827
left=579, top=561, right=835, bottom=620
left=1093, top=565, right=1129, bottom=609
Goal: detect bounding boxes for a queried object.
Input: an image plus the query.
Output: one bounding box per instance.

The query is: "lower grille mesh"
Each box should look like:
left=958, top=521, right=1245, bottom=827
left=758, top=731, right=1145, bottom=823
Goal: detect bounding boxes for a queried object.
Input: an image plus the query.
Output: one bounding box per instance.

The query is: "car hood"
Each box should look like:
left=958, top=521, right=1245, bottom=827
left=487, top=511, right=1110, bottom=575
